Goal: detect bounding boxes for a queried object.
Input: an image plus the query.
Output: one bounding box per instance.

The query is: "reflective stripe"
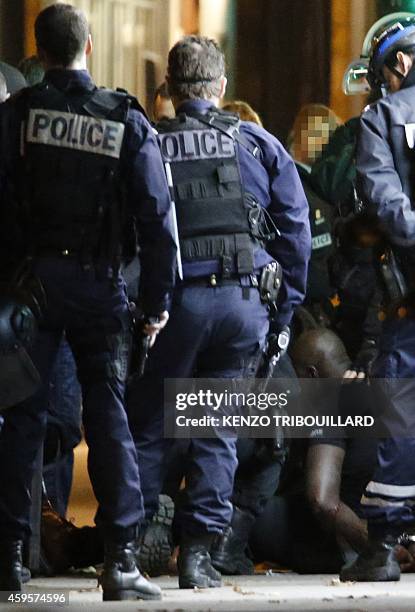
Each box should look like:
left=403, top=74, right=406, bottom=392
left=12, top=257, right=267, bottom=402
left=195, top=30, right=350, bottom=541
left=366, top=481, right=415, bottom=498
left=405, top=124, right=415, bottom=149
left=361, top=495, right=415, bottom=508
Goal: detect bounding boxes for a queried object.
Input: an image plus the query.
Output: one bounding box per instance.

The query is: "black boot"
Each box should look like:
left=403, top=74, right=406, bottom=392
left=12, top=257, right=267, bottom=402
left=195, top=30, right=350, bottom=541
left=0, top=540, right=23, bottom=591
left=178, top=533, right=222, bottom=589
left=100, top=540, right=162, bottom=601
left=137, top=495, right=174, bottom=577
left=211, top=506, right=255, bottom=575
left=340, top=535, right=400, bottom=582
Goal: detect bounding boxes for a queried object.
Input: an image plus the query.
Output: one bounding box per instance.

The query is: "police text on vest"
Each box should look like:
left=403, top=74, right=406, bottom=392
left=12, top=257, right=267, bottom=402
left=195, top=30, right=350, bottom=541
left=27, top=109, right=125, bottom=159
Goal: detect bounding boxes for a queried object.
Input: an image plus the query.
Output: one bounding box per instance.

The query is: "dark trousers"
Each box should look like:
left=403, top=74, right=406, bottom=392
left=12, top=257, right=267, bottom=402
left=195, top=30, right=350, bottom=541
left=0, top=258, right=143, bottom=541
left=128, top=282, right=269, bottom=535
left=43, top=337, right=82, bottom=516
left=361, top=317, right=415, bottom=537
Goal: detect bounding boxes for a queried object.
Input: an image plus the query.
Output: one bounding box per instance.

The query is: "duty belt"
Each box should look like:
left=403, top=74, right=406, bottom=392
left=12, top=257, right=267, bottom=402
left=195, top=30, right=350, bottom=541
left=181, top=273, right=259, bottom=289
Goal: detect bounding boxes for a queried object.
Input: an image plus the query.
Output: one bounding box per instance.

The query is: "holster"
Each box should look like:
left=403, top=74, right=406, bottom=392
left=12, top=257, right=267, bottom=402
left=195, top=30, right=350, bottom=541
left=259, top=261, right=282, bottom=306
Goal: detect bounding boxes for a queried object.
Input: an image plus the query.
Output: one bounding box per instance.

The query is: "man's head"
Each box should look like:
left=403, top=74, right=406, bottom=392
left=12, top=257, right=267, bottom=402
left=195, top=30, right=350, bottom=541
left=0, top=71, right=8, bottom=103
left=0, top=61, right=26, bottom=96
left=288, top=104, right=341, bottom=166
left=35, top=4, right=91, bottom=70
left=369, top=22, right=415, bottom=93
left=153, top=82, right=175, bottom=121
left=291, top=329, right=351, bottom=379
left=381, top=48, right=415, bottom=92
left=166, top=35, right=226, bottom=107
left=18, top=55, right=45, bottom=86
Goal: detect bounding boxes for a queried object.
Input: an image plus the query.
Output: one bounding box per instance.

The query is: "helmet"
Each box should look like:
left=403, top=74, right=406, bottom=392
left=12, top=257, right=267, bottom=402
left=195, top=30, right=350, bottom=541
left=368, top=20, right=415, bottom=89
left=343, top=12, right=415, bottom=95
left=0, top=296, right=41, bottom=411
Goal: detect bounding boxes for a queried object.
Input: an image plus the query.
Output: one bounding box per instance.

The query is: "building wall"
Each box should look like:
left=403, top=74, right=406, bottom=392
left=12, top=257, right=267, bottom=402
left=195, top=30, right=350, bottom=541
left=30, top=0, right=173, bottom=106
left=0, top=0, right=24, bottom=65
left=235, top=0, right=332, bottom=142
left=20, top=0, right=230, bottom=113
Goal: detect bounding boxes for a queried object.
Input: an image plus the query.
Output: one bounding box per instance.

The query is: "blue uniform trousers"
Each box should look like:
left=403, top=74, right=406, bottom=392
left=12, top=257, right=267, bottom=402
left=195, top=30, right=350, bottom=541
left=361, top=317, right=415, bottom=537
left=127, top=282, right=269, bottom=535
left=43, top=337, right=82, bottom=516
left=0, top=258, right=143, bottom=541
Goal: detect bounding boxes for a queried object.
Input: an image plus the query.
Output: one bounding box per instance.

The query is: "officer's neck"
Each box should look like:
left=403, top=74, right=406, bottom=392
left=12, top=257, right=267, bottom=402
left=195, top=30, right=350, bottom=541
left=172, top=95, right=220, bottom=112
left=43, top=56, right=88, bottom=73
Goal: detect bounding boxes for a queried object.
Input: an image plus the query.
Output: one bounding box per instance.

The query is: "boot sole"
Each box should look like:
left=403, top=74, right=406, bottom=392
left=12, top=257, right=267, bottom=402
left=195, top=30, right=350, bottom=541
left=103, top=589, right=162, bottom=601
left=153, top=495, right=175, bottom=527
left=138, top=524, right=173, bottom=576
left=340, top=565, right=400, bottom=582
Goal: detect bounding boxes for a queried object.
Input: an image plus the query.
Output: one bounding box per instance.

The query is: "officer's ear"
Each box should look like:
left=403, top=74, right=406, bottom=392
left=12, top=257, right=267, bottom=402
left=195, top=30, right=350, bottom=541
left=218, top=76, right=227, bottom=100
left=396, top=50, right=414, bottom=77
left=85, top=33, right=93, bottom=57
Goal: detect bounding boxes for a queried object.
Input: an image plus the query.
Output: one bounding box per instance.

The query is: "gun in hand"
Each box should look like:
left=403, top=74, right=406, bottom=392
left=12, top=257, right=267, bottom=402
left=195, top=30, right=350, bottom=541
left=131, top=314, right=159, bottom=379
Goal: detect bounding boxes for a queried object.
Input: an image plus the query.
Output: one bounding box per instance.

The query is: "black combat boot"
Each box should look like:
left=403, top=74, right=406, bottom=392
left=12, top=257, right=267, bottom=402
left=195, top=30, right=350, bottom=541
left=100, top=540, right=162, bottom=601
left=0, top=540, right=23, bottom=591
left=178, top=533, right=222, bottom=589
left=340, top=535, right=400, bottom=582
left=211, top=506, right=256, bottom=575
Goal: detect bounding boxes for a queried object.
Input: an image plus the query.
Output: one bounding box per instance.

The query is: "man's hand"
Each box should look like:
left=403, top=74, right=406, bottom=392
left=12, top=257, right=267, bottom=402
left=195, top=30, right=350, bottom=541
left=343, top=337, right=378, bottom=382
left=343, top=369, right=367, bottom=381
left=143, top=311, right=169, bottom=347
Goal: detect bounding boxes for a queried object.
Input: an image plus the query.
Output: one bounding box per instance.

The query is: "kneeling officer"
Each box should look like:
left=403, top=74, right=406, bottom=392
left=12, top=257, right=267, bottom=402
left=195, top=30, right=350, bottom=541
left=0, top=3, right=176, bottom=601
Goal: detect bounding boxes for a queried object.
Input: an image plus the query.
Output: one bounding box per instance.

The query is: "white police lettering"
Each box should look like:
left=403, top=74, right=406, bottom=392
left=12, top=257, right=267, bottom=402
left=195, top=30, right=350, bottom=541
left=26, top=109, right=125, bottom=159
left=405, top=123, right=415, bottom=149
left=158, top=129, right=235, bottom=162
left=312, top=232, right=332, bottom=250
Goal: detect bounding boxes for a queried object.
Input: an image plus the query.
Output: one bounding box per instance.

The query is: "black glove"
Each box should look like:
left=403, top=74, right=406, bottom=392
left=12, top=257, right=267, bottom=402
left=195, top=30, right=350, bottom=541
left=351, top=337, right=378, bottom=376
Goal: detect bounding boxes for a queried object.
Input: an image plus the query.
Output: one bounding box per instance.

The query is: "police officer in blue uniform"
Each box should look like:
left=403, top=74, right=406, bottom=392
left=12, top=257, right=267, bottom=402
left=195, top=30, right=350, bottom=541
left=339, top=17, right=415, bottom=582
left=127, top=35, right=311, bottom=589
left=0, top=4, right=176, bottom=600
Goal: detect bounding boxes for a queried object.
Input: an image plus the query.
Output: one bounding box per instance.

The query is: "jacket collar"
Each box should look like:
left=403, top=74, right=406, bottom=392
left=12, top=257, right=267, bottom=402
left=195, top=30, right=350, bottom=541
left=175, top=99, right=217, bottom=115
left=44, top=69, right=95, bottom=93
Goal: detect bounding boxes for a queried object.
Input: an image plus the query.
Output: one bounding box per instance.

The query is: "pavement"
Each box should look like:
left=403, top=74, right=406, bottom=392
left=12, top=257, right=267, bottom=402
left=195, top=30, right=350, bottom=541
left=1, top=573, right=415, bottom=612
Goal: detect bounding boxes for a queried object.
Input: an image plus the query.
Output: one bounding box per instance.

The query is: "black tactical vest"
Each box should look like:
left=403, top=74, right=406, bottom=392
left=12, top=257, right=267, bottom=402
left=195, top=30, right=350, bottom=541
left=20, top=82, right=137, bottom=260
left=157, top=109, right=269, bottom=276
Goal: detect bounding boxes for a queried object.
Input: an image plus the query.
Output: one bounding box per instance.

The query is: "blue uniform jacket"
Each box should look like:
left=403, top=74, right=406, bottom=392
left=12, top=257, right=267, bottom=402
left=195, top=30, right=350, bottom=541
left=176, top=100, right=311, bottom=328
left=0, top=69, right=177, bottom=316
left=357, top=69, right=415, bottom=252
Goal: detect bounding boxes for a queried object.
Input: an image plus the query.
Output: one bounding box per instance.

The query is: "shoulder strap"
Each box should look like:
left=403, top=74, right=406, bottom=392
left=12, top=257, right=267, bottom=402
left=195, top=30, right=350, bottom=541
left=191, top=110, right=261, bottom=159
left=83, top=87, right=148, bottom=122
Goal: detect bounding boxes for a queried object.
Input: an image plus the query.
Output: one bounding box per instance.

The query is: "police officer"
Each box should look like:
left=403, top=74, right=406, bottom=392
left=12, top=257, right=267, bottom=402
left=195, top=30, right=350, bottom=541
left=339, top=16, right=415, bottom=582
left=0, top=4, right=176, bottom=601
left=127, top=35, right=310, bottom=589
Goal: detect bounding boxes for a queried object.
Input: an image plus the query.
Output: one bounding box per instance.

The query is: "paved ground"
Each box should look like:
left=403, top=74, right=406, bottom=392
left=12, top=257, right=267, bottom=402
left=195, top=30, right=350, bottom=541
left=1, top=573, right=415, bottom=611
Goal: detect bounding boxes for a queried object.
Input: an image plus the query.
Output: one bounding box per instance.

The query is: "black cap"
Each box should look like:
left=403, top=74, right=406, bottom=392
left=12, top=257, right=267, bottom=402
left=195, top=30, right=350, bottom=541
left=0, top=61, right=27, bottom=95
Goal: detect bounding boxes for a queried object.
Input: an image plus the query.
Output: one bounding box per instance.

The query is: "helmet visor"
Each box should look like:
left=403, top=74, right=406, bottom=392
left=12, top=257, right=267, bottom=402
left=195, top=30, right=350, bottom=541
left=342, top=58, right=371, bottom=95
